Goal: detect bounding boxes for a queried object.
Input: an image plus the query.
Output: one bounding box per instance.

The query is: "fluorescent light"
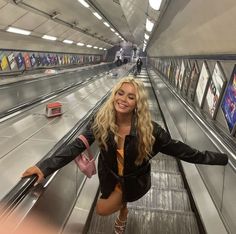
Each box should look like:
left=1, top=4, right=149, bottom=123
left=103, top=22, right=110, bottom=27
left=93, top=46, right=98, bottom=49
left=149, top=0, right=162, bottom=10
left=78, top=0, right=89, bottom=8
left=77, top=42, right=84, bottom=46
left=146, top=18, right=154, bottom=32
left=63, top=39, right=73, bottom=44
left=42, top=35, right=57, bottom=41
left=99, top=47, right=103, bottom=50
left=86, top=44, right=92, bottom=48
left=103, top=48, right=107, bottom=50
left=115, top=32, right=119, bottom=36
left=6, top=26, right=31, bottom=35
left=93, top=12, right=102, bottom=20
left=144, top=33, right=149, bottom=40
left=110, top=28, right=115, bottom=32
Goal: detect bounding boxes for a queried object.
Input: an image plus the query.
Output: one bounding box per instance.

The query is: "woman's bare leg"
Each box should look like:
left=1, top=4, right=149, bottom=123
left=96, top=190, right=128, bottom=219
left=96, top=189, right=124, bottom=216
left=96, top=190, right=128, bottom=233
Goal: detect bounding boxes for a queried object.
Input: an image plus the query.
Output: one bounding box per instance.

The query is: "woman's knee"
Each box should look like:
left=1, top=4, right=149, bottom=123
left=96, top=202, right=111, bottom=216
left=95, top=198, right=122, bottom=216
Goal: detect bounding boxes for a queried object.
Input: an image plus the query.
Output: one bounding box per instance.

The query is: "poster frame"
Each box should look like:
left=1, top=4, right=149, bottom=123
left=188, top=60, right=200, bottom=101
left=205, top=62, right=226, bottom=119
left=220, top=64, right=236, bottom=135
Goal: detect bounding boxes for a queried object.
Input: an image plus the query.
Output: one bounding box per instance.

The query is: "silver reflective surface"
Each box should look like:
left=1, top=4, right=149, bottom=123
left=0, top=64, right=132, bottom=201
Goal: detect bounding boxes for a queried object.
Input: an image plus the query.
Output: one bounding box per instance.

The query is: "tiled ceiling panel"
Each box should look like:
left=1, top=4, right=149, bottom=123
left=21, top=0, right=119, bottom=44
left=89, top=0, right=134, bottom=42
left=33, top=20, right=60, bottom=34
left=0, top=3, right=26, bottom=27
left=120, top=0, right=148, bottom=46
left=45, top=24, right=70, bottom=37
left=0, top=0, right=160, bottom=51
left=12, top=12, right=47, bottom=30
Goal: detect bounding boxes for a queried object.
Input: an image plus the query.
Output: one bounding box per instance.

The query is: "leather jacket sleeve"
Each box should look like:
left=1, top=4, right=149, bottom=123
left=37, top=119, right=95, bottom=177
left=152, top=123, right=228, bottom=165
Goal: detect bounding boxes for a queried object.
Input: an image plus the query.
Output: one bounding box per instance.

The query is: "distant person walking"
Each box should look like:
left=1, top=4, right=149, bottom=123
left=136, top=58, right=143, bottom=74
left=116, top=56, right=122, bottom=67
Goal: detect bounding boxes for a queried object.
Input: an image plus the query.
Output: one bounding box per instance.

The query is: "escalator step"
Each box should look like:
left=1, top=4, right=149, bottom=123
left=151, top=172, right=185, bottom=190
left=87, top=208, right=199, bottom=234
left=151, top=157, right=180, bottom=173
left=128, top=187, right=191, bottom=212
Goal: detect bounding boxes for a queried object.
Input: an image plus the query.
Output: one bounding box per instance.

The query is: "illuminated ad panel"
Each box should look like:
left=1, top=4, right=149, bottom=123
left=205, top=62, right=226, bottom=118
left=182, top=60, right=191, bottom=96
left=178, top=60, right=185, bottom=90
left=221, top=65, right=236, bottom=133
left=196, top=62, right=210, bottom=107
left=188, top=61, right=200, bottom=101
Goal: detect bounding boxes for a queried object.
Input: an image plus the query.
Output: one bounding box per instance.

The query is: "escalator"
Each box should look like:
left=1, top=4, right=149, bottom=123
left=1, top=67, right=230, bottom=234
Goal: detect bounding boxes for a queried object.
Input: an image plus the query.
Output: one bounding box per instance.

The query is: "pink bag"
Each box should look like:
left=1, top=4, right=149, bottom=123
left=74, top=135, right=96, bottom=178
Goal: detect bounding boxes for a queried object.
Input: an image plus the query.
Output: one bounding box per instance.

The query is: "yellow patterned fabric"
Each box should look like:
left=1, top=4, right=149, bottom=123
left=115, top=149, right=124, bottom=193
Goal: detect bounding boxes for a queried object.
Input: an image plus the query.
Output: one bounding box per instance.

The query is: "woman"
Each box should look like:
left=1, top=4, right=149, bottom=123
left=22, top=77, right=228, bottom=234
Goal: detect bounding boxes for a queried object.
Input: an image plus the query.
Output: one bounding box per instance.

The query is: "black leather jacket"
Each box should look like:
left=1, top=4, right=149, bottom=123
left=38, top=120, right=228, bottom=202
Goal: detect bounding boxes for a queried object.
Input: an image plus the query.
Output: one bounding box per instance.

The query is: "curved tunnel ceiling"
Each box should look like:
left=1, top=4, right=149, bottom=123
left=0, top=0, right=168, bottom=52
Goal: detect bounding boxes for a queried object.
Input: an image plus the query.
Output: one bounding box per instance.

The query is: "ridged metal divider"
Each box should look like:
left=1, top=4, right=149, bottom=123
left=87, top=70, right=199, bottom=234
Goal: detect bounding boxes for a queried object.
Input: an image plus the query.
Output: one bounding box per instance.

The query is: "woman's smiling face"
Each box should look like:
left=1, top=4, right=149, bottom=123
left=114, top=82, right=137, bottom=115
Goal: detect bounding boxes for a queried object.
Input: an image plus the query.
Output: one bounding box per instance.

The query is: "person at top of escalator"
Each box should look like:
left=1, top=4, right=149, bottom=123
left=22, top=76, right=228, bottom=234
left=136, top=57, right=143, bottom=74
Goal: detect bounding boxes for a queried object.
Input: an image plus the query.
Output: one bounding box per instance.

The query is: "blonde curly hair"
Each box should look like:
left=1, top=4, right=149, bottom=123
left=92, top=76, right=155, bottom=165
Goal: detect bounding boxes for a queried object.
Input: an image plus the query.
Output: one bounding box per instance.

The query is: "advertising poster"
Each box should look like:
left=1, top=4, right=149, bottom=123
left=75, top=56, right=79, bottom=64
left=182, top=60, right=192, bottom=96
left=58, top=55, right=63, bottom=65
left=85, top=56, right=89, bottom=63
left=16, top=52, right=25, bottom=70
left=196, top=62, right=210, bottom=107
left=71, top=56, right=75, bottom=64
left=47, top=54, right=52, bottom=65
left=60, top=55, right=64, bottom=65
left=169, top=62, right=175, bottom=84
left=8, top=53, right=17, bottom=70
left=30, top=53, right=36, bottom=67
left=188, top=61, right=200, bottom=101
left=174, top=65, right=180, bottom=87
left=41, top=55, right=48, bottom=66
left=63, top=55, right=67, bottom=64
left=81, top=55, right=85, bottom=64
left=54, top=55, right=59, bottom=65
left=89, top=56, right=93, bottom=63
left=205, top=62, right=226, bottom=118
left=24, top=53, right=31, bottom=69
left=0, top=52, right=10, bottom=71
left=167, top=62, right=172, bottom=80
left=221, top=65, right=236, bottom=132
left=95, top=56, right=100, bottom=62
left=178, top=60, right=185, bottom=90
left=50, top=54, right=56, bottom=65
left=36, top=54, right=42, bottom=67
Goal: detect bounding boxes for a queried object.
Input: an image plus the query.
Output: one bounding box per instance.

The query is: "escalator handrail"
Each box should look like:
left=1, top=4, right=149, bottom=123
left=0, top=91, right=109, bottom=215
left=0, top=65, right=136, bottom=215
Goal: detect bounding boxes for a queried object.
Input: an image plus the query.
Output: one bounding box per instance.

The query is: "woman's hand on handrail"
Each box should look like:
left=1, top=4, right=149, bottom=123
left=22, top=166, right=45, bottom=184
